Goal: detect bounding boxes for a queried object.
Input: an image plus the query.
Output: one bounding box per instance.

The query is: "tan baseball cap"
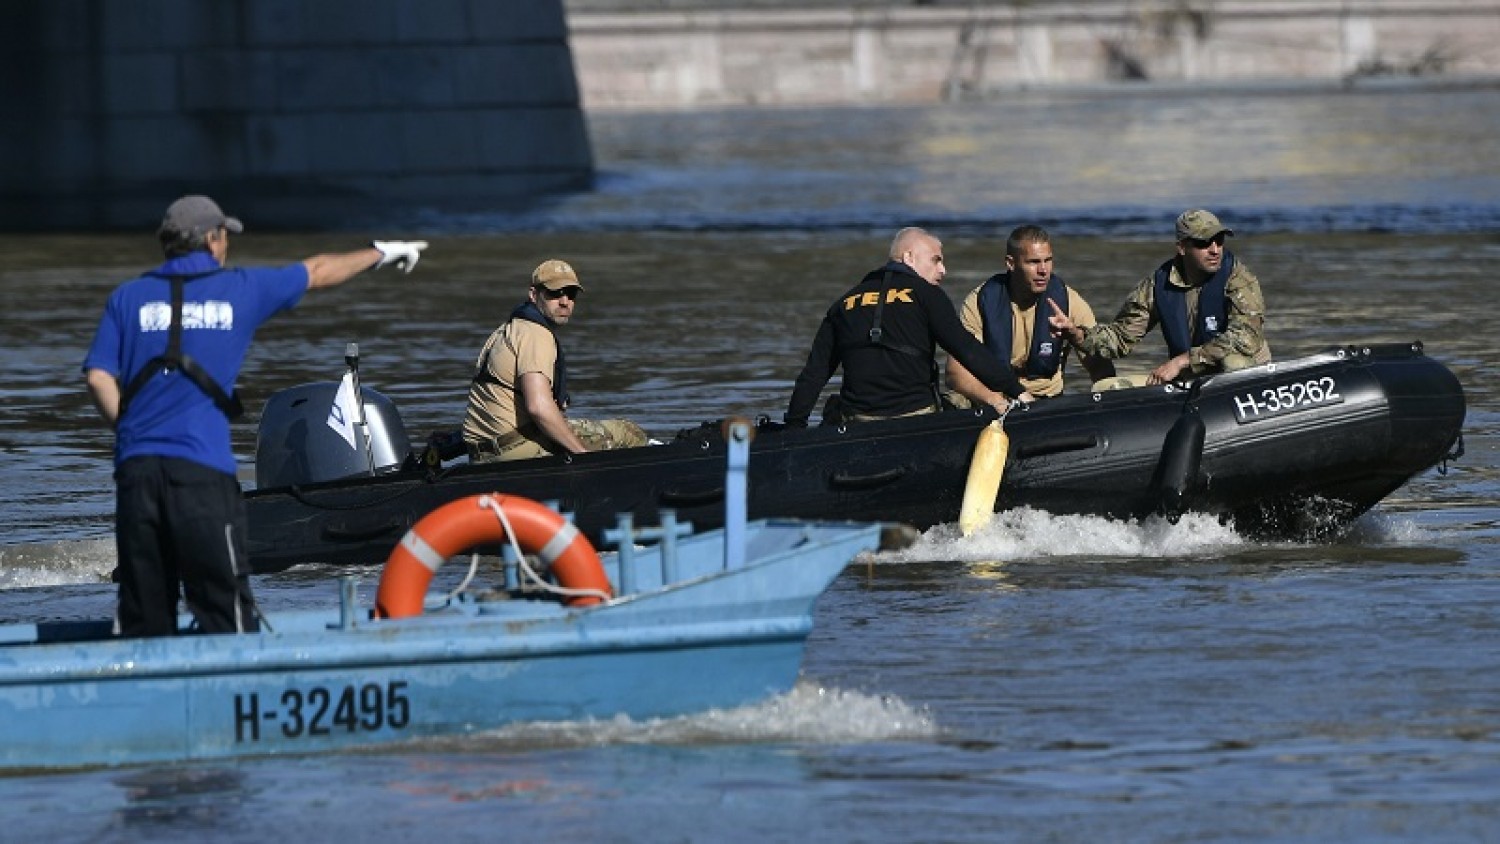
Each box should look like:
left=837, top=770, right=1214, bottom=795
left=1175, top=209, right=1233, bottom=241
left=531, top=259, right=583, bottom=291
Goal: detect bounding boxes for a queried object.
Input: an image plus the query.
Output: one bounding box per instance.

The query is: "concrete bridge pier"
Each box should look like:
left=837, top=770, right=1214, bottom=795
left=1, top=0, right=593, bottom=231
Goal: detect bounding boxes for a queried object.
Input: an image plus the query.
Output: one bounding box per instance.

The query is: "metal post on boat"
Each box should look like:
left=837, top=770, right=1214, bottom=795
left=338, top=576, right=358, bottom=629
left=497, top=500, right=569, bottom=594
left=605, top=513, right=637, bottom=595
left=659, top=508, right=680, bottom=584
left=345, top=342, right=376, bottom=476
left=724, top=417, right=751, bottom=570
left=500, top=543, right=519, bottom=592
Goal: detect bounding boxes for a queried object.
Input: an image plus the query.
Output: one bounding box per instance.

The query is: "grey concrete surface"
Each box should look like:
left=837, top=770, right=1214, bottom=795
left=564, top=0, right=1500, bottom=108
left=3, top=0, right=593, bottom=231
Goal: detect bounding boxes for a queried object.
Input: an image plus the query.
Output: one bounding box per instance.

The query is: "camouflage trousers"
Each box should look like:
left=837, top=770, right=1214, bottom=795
left=469, top=418, right=649, bottom=464
left=1092, top=351, right=1269, bottom=391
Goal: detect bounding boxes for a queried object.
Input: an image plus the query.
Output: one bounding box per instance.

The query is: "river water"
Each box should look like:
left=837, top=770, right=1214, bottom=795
left=1, top=84, right=1498, bottom=841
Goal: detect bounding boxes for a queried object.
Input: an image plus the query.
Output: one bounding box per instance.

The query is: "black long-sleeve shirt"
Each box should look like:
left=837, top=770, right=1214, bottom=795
left=786, top=262, right=1027, bottom=425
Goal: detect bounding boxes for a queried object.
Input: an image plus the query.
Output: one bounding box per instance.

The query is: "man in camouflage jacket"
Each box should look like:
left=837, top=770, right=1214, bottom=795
left=1049, top=209, right=1270, bottom=386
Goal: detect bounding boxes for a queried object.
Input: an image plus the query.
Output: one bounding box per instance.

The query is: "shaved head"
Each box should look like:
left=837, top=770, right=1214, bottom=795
left=889, top=227, right=934, bottom=260
left=888, top=227, right=946, bottom=285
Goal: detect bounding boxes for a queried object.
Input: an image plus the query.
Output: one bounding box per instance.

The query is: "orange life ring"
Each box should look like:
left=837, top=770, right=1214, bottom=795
left=375, top=494, right=612, bottom=619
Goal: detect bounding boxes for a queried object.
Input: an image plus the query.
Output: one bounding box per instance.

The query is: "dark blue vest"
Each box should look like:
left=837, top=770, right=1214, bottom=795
left=1153, top=252, right=1233, bottom=357
left=977, top=273, right=1069, bottom=379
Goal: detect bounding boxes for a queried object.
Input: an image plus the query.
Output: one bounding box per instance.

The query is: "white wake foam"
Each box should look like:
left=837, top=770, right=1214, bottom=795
left=461, top=682, right=939, bottom=750
left=0, top=538, right=115, bottom=588
left=878, top=507, right=1250, bottom=564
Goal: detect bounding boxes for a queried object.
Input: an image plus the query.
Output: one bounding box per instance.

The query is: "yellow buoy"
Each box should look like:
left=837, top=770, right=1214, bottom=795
left=958, top=419, right=1010, bottom=536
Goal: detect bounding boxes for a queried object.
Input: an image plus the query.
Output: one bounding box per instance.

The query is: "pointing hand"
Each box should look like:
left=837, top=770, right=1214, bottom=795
left=372, top=240, right=429, bottom=273
left=1046, top=298, right=1073, bottom=336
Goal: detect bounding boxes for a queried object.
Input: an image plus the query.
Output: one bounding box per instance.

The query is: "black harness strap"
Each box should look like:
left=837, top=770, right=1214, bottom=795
left=852, top=269, right=927, bottom=359
left=843, top=266, right=942, bottom=409
left=118, top=274, right=244, bottom=423
left=472, top=302, right=570, bottom=409
left=867, top=268, right=893, bottom=347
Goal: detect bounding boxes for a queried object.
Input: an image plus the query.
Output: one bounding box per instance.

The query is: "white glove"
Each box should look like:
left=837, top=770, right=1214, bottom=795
left=372, top=240, right=428, bottom=273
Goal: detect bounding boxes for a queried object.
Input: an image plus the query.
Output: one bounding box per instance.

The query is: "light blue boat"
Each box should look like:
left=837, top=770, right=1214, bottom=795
left=0, top=421, right=880, bottom=771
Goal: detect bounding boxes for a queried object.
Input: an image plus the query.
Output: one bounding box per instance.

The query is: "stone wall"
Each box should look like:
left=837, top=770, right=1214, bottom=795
left=1, top=0, right=592, bottom=231
left=566, top=0, right=1500, bottom=109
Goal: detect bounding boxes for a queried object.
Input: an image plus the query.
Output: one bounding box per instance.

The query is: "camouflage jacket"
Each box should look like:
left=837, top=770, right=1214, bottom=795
left=1079, top=257, right=1270, bottom=374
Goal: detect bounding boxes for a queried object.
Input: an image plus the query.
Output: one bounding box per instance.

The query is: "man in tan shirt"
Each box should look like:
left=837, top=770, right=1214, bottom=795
left=463, top=260, right=647, bottom=463
left=947, top=225, right=1115, bottom=407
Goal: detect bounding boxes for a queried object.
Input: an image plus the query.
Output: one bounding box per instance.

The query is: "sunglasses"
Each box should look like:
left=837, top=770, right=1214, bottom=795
left=1186, top=234, right=1227, bottom=249
left=537, top=285, right=581, bottom=300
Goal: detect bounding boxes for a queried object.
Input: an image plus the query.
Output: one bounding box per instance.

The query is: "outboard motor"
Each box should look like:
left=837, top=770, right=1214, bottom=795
left=255, top=382, right=411, bottom=488
left=255, top=343, right=413, bottom=488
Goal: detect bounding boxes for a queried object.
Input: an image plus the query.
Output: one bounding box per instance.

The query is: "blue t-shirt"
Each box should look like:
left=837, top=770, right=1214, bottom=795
left=82, top=252, right=309, bottom=475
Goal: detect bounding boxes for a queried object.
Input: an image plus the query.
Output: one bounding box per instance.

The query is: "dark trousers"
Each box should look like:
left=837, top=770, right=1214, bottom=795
left=114, top=456, right=258, bottom=637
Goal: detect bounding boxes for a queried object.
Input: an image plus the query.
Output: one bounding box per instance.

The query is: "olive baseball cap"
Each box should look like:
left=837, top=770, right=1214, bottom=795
left=532, top=259, right=584, bottom=291
left=1175, top=209, right=1233, bottom=242
left=158, top=195, right=244, bottom=238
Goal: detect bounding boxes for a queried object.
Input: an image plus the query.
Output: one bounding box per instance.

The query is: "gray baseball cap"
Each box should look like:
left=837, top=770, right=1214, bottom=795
left=158, top=195, right=244, bottom=238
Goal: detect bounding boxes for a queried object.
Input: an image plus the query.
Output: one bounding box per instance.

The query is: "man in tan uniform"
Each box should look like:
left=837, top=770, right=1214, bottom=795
left=946, top=225, right=1115, bottom=407
left=463, top=260, right=647, bottom=463
left=1050, top=210, right=1271, bottom=386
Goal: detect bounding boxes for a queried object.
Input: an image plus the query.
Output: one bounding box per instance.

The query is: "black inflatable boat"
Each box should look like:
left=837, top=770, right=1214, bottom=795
left=245, top=342, right=1466, bottom=573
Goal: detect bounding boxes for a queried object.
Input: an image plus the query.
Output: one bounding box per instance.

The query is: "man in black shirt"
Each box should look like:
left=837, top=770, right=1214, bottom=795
left=786, top=227, right=1034, bottom=427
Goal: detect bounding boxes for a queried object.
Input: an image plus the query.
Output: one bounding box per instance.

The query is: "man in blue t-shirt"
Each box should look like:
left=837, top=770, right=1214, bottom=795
left=82, top=194, right=428, bottom=637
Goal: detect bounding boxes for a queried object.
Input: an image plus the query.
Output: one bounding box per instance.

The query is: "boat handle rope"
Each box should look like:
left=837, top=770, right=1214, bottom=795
left=443, top=495, right=611, bottom=606
left=285, top=459, right=478, bottom=511
left=286, top=480, right=431, bottom=511
left=446, top=550, right=483, bottom=605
